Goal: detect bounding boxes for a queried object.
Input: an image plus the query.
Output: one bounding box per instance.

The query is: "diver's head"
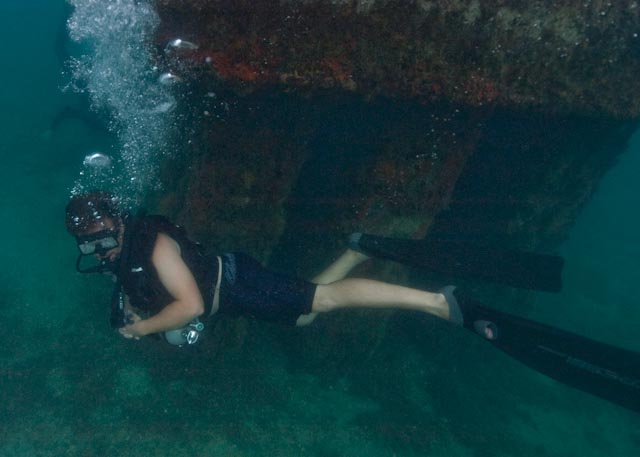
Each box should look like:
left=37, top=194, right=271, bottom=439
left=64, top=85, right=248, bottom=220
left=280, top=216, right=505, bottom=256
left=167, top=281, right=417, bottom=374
left=66, top=191, right=124, bottom=272
left=65, top=190, right=121, bottom=234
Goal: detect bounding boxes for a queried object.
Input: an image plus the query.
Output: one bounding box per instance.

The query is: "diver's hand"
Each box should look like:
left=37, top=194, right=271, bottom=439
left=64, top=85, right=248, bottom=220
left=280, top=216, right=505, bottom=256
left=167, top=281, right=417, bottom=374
left=119, top=312, right=143, bottom=339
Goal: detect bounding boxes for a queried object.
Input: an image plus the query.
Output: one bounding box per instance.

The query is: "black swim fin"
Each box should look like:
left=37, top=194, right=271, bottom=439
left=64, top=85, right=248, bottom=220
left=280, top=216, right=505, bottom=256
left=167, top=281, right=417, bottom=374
left=452, top=291, right=640, bottom=413
left=351, top=233, right=564, bottom=292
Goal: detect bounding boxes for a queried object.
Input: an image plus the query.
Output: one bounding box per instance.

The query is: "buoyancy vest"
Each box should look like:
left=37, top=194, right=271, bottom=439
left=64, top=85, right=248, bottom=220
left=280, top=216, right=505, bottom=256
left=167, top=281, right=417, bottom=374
left=116, top=213, right=218, bottom=315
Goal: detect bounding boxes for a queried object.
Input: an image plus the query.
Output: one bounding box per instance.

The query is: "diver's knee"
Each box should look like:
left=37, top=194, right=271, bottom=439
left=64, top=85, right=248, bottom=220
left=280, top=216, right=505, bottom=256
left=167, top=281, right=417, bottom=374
left=311, top=284, right=338, bottom=313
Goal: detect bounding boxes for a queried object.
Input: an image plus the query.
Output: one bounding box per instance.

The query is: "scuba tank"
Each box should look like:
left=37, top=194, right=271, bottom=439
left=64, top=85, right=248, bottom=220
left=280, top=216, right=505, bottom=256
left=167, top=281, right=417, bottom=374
left=163, top=318, right=205, bottom=346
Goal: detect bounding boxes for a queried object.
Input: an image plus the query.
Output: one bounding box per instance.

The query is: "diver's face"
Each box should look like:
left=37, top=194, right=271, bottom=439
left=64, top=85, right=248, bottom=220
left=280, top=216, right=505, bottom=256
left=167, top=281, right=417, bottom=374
left=78, top=217, right=124, bottom=262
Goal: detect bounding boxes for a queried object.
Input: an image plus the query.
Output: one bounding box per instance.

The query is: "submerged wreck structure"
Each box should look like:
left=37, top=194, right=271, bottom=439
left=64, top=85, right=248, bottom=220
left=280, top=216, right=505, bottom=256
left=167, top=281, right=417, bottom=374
left=145, top=0, right=639, bottom=374
left=151, top=0, right=639, bottom=256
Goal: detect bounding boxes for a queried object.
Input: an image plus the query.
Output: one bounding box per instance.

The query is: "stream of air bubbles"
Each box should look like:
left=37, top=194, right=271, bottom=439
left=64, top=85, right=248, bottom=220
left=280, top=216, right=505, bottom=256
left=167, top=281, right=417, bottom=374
left=66, top=0, right=178, bottom=204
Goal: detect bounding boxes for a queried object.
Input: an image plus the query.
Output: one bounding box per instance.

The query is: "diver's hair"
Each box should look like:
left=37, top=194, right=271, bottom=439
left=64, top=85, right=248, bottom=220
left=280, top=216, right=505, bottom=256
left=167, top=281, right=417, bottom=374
left=65, top=191, right=121, bottom=235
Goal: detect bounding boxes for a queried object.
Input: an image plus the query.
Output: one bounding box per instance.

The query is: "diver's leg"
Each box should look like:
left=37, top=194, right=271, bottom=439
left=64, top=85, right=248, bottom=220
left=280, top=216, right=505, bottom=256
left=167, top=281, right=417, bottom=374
left=311, top=249, right=370, bottom=284
left=295, top=249, right=370, bottom=326
left=310, top=278, right=451, bottom=321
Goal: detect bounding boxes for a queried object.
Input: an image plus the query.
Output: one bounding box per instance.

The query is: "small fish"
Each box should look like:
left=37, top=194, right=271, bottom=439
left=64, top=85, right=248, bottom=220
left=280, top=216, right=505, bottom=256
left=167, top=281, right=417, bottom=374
left=164, top=38, right=198, bottom=52
left=158, top=72, right=182, bottom=85
left=83, top=153, right=112, bottom=168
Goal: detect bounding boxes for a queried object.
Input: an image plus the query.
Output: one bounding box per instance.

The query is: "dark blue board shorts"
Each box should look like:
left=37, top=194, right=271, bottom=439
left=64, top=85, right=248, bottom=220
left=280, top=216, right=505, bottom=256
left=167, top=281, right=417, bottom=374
left=217, top=253, right=316, bottom=325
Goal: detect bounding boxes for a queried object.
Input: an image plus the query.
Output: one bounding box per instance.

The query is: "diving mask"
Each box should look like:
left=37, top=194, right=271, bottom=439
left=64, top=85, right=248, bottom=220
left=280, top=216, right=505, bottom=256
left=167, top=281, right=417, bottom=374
left=74, top=226, right=121, bottom=274
left=75, top=227, right=120, bottom=256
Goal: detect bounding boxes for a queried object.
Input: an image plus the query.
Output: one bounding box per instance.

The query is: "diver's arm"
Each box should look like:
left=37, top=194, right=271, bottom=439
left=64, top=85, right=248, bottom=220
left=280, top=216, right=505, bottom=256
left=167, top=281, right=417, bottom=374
left=119, top=233, right=204, bottom=338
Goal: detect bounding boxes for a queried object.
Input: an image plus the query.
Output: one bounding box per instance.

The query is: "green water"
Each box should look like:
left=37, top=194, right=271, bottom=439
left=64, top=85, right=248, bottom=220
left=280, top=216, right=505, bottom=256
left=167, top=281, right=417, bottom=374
left=1, top=1, right=639, bottom=456
left=532, top=133, right=640, bottom=352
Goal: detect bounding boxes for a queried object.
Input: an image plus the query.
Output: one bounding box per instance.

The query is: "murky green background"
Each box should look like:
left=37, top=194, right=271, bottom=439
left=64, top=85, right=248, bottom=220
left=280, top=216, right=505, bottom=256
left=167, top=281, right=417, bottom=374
left=1, top=1, right=639, bottom=455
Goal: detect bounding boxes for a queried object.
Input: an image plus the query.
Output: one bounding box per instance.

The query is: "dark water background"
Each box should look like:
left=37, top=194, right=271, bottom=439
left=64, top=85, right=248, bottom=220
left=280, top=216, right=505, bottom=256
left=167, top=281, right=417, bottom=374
left=1, top=1, right=639, bottom=455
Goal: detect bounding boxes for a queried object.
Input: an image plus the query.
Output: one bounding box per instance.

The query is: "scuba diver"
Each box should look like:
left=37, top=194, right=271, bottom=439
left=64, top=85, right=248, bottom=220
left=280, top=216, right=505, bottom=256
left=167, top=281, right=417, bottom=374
left=65, top=191, right=457, bottom=340
left=66, top=191, right=640, bottom=414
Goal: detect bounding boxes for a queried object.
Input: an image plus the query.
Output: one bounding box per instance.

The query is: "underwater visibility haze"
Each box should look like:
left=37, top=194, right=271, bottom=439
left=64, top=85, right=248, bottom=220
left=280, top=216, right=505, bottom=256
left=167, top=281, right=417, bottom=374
left=1, top=0, right=640, bottom=456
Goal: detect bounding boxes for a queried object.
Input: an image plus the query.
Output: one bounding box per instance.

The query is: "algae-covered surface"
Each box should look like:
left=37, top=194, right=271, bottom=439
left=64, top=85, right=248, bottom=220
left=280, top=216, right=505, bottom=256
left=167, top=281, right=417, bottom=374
left=1, top=1, right=639, bottom=456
